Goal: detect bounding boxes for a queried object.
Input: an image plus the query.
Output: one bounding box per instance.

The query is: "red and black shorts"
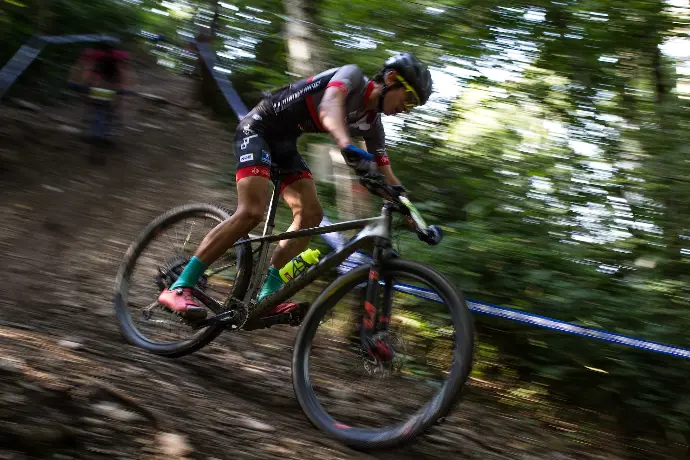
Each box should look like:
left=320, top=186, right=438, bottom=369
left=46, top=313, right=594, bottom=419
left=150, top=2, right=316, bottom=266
left=233, top=100, right=313, bottom=194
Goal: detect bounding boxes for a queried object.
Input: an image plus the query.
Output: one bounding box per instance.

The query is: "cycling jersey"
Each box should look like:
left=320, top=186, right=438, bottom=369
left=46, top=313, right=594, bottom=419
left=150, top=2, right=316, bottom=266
left=80, top=48, right=130, bottom=83
left=233, top=64, right=391, bottom=188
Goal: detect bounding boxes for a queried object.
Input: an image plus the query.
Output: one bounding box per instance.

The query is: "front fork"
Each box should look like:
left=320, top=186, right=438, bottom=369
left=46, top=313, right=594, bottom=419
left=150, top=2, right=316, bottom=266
left=360, top=239, right=395, bottom=361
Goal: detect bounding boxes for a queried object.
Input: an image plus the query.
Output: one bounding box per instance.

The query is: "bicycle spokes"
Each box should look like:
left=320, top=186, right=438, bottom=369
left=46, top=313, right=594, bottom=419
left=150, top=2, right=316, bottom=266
left=307, top=269, right=457, bottom=430
left=124, top=211, right=241, bottom=343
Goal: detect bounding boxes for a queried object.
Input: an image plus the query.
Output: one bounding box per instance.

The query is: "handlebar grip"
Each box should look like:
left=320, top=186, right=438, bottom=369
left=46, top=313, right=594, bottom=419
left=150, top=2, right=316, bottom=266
left=343, top=144, right=374, bottom=162
left=67, top=82, right=135, bottom=96
left=418, top=225, right=443, bottom=246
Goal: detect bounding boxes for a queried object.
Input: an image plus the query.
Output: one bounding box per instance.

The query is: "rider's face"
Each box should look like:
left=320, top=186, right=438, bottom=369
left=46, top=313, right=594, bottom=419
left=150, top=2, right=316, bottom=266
left=382, top=86, right=409, bottom=116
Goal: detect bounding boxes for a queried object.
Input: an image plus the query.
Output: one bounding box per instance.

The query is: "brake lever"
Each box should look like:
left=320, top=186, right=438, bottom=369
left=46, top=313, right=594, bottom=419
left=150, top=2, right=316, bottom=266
left=359, top=176, right=407, bottom=210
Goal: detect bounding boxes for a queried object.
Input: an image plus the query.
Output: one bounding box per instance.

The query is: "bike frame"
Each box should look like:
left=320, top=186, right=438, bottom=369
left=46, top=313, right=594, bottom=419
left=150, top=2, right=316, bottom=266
left=221, top=168, right=399, bottom=333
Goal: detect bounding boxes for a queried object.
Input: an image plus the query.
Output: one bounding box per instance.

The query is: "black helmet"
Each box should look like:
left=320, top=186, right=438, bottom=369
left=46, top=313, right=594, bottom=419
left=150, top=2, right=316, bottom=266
left=382, top=52, right=433, bottom=105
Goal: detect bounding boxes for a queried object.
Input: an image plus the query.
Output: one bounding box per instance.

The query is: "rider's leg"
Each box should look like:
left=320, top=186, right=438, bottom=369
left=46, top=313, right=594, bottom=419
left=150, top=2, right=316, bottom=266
left=159, top=106, right=272, bottom=317
left=158, top=174, right=270, bottom=316
left=257, top=172, right=323, bottom=302
left=112, top=85, right=123, bottom=128
left=271, top=175, right=323, bottom=268
left=195, top=176, right=270, bottom=264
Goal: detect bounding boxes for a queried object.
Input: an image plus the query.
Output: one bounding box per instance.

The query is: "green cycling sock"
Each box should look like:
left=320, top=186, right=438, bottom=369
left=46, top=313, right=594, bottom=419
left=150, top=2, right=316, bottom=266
left=170, top=256, right=208, bottom=290
left=257, top=266, right=285, bottom=302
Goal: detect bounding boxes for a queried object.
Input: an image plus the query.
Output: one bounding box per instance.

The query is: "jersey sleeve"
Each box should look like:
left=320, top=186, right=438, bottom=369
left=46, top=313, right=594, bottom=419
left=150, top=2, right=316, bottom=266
left=326, top=64, right=364, bottom=95
left=364, top=117, right=390, bottom=166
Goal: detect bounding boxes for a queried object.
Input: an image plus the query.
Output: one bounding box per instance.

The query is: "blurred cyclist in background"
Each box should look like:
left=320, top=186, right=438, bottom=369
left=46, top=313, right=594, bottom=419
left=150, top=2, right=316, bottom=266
left=68, top=40, right=136, bottom=119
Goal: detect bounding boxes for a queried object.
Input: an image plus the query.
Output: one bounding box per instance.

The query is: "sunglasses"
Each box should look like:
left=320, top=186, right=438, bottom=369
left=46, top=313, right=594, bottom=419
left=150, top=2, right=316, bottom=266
left=395, top=75, right=421, bottom=110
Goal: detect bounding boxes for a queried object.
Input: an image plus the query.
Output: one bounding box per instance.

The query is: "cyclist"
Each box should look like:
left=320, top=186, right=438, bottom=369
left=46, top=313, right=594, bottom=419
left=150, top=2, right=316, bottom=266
left=68, top=41, right=135, bottom=117
left=158, top=52, right=433, bottom=320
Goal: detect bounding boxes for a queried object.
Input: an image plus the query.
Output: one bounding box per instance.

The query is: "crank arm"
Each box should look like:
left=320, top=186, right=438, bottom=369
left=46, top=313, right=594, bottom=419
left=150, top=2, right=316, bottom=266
left=189, top=308, right=239, bottom=330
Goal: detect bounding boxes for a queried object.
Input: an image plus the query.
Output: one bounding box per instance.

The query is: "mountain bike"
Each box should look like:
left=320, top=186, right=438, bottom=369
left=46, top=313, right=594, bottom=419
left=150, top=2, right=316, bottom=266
left=113, top=166, right=474, bottom=448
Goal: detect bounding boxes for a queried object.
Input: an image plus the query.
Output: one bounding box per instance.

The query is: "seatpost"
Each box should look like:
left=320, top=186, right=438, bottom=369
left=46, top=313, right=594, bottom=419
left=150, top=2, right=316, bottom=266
left=244, top=169, right=282, bottom=305
left=262, top=165, right=282, bottom=237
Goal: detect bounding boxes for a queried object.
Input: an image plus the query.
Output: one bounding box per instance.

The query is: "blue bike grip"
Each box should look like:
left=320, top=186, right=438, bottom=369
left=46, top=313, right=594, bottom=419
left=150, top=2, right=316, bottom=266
left=344, top=144, right=374, bottom=161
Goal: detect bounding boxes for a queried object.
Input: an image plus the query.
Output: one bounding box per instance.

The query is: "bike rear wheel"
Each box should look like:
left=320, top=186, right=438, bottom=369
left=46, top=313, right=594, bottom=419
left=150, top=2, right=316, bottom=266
left=113, top=203, right=252, bottom=357
left=292, top=259, right=474, bottom=449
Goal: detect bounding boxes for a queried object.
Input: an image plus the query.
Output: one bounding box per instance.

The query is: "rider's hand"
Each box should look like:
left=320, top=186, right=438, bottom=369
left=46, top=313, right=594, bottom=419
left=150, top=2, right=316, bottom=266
left=358, top=172, right=389, bottom=198
left=341, top=145, right=377, bottom=176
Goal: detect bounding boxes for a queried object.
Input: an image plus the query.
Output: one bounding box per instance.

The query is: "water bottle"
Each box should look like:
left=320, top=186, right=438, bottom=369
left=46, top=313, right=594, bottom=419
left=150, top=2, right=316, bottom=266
left=279, top=248, right=321, bottom=283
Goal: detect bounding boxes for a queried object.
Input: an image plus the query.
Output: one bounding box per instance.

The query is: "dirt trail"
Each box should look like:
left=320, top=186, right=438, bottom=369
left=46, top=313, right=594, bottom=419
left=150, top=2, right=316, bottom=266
left=0, top=66, right=675, bottom=459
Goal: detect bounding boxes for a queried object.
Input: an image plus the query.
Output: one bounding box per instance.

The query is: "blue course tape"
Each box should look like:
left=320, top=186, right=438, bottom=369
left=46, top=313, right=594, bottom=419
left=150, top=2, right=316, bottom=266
left=317, top=218, right=690, bottom=359
left=40, top=34, right=119, bottom=45
left=195, top=42, right=248, bottom=120
left=395, top=283, right=690, bottom=359
left=0, top=39, right=45, bottom=99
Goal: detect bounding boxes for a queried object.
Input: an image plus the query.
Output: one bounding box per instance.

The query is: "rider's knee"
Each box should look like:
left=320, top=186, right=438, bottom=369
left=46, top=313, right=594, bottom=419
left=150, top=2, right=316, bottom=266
left=296, top=206, right=323, bottom=228
left=235, top=206, right=264, bottom=230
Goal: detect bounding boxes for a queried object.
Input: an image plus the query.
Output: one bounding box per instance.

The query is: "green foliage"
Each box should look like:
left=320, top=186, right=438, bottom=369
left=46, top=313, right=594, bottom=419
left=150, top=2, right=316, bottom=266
left=308, top=0, right=690, bottom=438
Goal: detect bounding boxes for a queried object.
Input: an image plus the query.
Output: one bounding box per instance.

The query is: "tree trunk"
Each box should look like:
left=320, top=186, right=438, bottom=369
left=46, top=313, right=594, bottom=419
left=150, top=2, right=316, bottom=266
left=282, top=0, right=323, bottom=78
left=652, top=46, right=669, bottom=104
left=282, top=0, right=371, bottom=223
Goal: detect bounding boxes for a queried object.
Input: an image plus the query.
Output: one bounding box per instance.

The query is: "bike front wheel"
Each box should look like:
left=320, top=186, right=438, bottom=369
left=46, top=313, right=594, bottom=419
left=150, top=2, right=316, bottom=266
left=292, top=259, right=474, bottom=449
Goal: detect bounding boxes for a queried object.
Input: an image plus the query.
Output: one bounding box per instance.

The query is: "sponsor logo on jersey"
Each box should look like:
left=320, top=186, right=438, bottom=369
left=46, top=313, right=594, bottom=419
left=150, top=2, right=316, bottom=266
left=261, top=150, right=271, bottom=164
left=273, top=79, right=324, bottom=112
left=240, top=153, right=254, bottom=163
left=240, top=134, right=257, bottom=150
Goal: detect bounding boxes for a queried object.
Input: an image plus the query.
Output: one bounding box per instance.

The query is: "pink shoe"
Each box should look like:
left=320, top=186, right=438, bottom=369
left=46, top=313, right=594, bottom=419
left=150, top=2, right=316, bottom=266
left=261, top=301, right=302, bottom=317
left=157, top=288, right=207, bottom=321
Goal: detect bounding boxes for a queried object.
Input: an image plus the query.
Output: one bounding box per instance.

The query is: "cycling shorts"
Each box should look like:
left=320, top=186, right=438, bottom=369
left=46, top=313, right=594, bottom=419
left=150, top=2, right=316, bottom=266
left=233, top=99, right=313, bottom=193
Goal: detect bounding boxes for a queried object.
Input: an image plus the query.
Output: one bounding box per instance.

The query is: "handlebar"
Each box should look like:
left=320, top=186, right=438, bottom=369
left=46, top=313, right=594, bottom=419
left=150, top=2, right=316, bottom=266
left=358, top=174, right=443, bottom=246
left=67, top=82, right=136, bottom=96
